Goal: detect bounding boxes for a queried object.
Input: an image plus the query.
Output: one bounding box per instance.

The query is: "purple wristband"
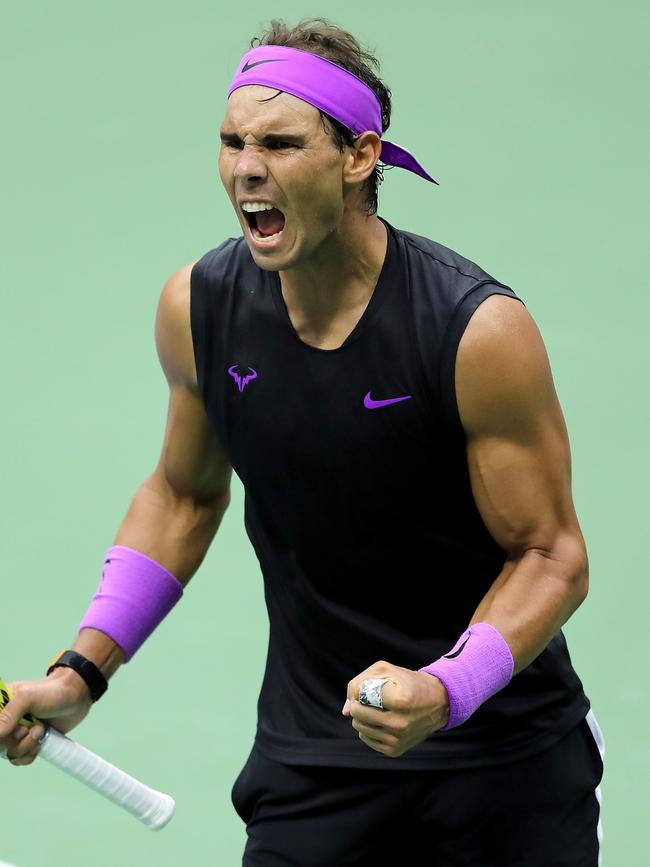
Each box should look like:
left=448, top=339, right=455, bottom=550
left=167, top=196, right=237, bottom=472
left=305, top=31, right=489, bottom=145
left=78, top=545, right=183, bottom=662
left=418, top=622, right=514, bottom=730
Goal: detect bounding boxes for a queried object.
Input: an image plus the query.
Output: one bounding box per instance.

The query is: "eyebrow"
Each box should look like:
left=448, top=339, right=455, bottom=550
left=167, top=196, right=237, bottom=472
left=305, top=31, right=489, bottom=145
left=219, top=131, right=306, bottom=146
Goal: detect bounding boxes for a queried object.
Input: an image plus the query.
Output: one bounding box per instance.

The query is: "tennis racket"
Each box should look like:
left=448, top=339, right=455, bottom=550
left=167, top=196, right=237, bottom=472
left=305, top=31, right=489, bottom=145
left=0, top=675, right=175, bottom=830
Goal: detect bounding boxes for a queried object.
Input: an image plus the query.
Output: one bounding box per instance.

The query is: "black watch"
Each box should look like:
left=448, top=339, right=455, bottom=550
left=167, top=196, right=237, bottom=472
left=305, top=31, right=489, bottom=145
left=46, top=650, right=108, bottom=703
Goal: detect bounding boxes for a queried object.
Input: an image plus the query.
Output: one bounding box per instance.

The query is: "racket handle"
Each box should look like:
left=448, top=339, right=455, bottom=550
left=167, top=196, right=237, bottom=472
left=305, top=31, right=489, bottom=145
left=39, top=726, right=175, bottom=830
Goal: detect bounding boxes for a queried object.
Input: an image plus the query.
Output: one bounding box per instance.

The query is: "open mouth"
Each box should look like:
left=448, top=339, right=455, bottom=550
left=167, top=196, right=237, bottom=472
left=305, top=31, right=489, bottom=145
left=242, top=204, right=286, bottom=242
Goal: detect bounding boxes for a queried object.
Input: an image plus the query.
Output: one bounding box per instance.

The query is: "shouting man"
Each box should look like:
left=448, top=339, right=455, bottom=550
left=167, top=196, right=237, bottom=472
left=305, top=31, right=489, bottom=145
left=0, top=17, right=604, bottom=867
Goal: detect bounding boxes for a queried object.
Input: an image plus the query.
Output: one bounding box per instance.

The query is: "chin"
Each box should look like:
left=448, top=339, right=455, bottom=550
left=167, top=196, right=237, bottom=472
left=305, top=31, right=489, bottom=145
left=243, top=242, right=285, bottom=270
left=244, top=229, right=301, bottom=272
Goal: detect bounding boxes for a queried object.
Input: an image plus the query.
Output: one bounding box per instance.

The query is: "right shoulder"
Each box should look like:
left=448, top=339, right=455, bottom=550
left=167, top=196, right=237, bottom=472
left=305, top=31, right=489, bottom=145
left=155, top=239, right=246, bottom=390
left=155, top=261, right=200, bottom=390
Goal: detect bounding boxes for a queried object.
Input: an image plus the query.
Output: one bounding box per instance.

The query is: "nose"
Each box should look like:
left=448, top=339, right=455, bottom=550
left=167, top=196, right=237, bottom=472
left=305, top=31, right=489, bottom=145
left=233, top=143, right=268, bottom=184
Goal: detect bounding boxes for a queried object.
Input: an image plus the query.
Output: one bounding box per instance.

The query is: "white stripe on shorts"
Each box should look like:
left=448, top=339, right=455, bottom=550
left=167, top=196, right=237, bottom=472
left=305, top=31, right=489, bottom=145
left=584, top=708, right=606, bottom=867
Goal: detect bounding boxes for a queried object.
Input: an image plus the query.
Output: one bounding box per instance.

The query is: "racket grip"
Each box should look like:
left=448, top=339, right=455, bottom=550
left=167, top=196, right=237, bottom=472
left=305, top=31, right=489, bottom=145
left=39, top=726, right=175, bottom=830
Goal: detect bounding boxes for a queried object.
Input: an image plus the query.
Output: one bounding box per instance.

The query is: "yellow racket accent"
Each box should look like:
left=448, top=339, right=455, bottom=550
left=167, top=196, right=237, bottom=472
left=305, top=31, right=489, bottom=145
left=0, top=675, right=39, bottom=728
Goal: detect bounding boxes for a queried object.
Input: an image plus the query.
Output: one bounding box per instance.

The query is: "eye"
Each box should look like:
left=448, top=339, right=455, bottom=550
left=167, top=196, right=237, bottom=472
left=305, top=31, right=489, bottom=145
left=271, top=141, right=298, bottom=150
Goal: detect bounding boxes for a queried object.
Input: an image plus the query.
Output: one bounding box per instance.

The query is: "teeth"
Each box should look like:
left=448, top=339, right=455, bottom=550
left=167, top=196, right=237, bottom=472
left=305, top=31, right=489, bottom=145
left=241, top=202, right=275, bottom=213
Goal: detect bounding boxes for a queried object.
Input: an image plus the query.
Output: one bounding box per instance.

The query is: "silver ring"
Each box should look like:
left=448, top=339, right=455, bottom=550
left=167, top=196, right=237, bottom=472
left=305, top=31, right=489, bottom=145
left=359, top=677, right=391, bottom=710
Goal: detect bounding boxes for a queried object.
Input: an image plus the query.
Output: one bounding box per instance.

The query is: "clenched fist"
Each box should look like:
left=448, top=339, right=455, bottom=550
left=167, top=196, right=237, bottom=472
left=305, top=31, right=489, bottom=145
left=342, top=660, right=450, bottom=758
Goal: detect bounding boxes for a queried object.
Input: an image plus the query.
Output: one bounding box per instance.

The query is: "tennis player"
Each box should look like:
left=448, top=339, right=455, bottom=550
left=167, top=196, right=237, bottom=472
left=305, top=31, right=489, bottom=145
left=0, top=17, right=604, bottom=866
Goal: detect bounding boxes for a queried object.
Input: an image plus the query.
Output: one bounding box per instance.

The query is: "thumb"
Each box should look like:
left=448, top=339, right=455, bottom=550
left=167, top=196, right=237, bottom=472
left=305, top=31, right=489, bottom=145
left=0, top=696, right=27, bottom=737
left=341, top=698, right=351, bottom=716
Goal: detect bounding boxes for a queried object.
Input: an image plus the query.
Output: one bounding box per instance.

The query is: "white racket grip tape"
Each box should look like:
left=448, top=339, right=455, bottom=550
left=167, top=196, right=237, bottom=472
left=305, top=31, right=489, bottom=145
left=39, top=726, right=175, bottom=830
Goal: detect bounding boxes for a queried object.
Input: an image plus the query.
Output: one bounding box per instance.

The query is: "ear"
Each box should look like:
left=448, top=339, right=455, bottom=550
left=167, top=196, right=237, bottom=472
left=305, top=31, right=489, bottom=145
left=342, top=130, right=382, bottom=186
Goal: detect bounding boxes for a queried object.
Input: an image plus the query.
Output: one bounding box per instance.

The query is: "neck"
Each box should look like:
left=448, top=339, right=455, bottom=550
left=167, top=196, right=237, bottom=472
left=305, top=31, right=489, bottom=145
left=278, top=212, right=388, bottom=334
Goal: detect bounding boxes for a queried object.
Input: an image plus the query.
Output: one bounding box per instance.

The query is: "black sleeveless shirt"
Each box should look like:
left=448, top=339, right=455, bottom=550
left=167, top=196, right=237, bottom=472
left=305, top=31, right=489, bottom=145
left=190, top=216, right=590, bottom=770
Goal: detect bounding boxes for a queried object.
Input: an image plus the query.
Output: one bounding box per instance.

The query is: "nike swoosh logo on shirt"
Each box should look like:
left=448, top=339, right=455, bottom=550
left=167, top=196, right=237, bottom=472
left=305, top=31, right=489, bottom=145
left=241, top=59, right=288, bottom=73
left=363, top=392, right=413, bottom=409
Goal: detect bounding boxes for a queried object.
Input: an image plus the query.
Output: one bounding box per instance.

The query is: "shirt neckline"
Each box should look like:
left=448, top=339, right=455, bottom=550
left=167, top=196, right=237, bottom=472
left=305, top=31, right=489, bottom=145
left=267, top=215, right=398, bottom=354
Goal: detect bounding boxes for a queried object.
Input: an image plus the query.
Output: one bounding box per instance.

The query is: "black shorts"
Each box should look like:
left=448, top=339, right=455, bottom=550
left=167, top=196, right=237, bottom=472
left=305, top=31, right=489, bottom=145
left=231, top=711, right=605, bottom=867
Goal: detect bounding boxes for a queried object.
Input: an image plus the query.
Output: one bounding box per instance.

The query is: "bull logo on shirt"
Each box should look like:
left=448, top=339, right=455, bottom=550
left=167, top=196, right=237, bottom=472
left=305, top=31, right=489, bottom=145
left=227, top=364, right=258, bottom=393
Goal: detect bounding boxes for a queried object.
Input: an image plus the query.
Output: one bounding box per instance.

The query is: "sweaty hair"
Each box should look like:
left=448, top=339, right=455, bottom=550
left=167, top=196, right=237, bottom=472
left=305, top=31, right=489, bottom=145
left=248, top=17, right=392, bottom=215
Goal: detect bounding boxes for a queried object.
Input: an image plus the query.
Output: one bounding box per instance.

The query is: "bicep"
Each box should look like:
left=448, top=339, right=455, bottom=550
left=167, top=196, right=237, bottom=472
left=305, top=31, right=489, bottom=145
left=153, top=264, right=232, bottom=503
left=455, top=295, right=585, bottom=563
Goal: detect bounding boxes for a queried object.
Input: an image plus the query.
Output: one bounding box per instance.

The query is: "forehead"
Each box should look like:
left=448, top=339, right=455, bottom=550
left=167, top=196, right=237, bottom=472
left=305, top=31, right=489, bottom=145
left=221, top=85, right=324, bottom=135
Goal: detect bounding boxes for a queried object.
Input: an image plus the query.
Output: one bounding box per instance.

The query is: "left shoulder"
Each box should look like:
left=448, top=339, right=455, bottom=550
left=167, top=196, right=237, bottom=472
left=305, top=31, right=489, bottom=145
left=456, top=295, right=556, bottom=438
left=396, top=224, right=493, bottom=281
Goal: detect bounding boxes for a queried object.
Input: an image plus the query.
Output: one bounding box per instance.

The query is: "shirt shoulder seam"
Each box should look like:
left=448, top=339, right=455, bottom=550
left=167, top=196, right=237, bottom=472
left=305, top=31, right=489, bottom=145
left=401, top=232, right=487, bottom=283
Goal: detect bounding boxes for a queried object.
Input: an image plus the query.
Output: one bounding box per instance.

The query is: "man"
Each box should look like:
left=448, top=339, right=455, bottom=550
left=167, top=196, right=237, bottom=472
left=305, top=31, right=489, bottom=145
left=0, top=18, right=604, bottom=866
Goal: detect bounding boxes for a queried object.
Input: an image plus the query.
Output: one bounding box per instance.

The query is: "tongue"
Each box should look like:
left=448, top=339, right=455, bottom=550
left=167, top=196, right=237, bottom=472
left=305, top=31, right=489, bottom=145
left=256, top=208, right=285, bottom=237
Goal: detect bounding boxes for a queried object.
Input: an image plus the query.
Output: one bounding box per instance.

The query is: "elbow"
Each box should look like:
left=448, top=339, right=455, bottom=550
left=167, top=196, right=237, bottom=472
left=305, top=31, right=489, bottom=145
left=566, top=538, right=589, bottom=611
left=575, top=551, right=589, bottom=607
left=526, top=532, right=589, bottom=610
left=203, top=486, right=231, bottom=513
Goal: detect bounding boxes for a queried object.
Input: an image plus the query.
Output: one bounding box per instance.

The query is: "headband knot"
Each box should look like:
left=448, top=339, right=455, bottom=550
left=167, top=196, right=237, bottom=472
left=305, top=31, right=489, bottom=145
left=227, top=45, right=438, bottom=185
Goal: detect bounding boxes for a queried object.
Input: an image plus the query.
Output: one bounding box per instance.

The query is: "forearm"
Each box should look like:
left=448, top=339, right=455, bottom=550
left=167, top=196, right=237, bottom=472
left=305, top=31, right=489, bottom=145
left=470, top=531, right=589, bottom=674
left=111, top=472, right=230, bottom=587
left=63, top=476, right=229, bottom=690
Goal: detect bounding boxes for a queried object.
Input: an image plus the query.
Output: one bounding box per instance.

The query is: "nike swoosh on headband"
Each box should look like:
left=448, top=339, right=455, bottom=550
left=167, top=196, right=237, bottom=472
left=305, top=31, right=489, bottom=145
left=241, top=58, right=288, bottom=73
left=364, top=392, right=413, bottom=409
left=228, top=45, right=439, bottom=185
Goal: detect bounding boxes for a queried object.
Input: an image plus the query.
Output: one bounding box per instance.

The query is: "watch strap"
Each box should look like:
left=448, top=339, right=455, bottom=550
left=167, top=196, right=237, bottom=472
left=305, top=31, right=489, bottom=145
left=46, top=650, right=108, bottom=703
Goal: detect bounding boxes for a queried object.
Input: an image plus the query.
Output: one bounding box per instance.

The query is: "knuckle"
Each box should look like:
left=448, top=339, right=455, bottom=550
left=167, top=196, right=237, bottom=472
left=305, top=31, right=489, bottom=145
left=385, top=740, right=402, bottom=757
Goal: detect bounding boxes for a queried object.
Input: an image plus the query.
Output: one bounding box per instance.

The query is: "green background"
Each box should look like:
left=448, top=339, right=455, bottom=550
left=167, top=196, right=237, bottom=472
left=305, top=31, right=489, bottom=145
left=1, top=2, right=647, bottom=865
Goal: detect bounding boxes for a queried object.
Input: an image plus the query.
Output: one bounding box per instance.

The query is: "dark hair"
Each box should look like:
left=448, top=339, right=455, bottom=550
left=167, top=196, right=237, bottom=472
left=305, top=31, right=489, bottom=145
left=249, top=18, right=392, bottom=215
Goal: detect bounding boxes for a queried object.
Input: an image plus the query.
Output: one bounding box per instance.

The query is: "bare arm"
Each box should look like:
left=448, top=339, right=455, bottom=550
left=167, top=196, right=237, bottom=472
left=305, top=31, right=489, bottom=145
left=455, top=294, right=589, bottom=673
left=72, top=261, right=234, bottom=679
left=342, top=296, right=589, bottom=751
left=0, top=262, right=233, bottom=754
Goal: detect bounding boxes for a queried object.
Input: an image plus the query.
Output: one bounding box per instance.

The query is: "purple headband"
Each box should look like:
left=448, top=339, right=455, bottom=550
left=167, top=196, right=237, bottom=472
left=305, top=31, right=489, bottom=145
left=227, top=45, right=438, bottom=185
